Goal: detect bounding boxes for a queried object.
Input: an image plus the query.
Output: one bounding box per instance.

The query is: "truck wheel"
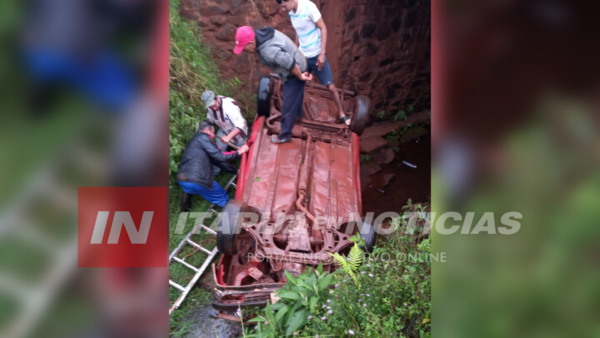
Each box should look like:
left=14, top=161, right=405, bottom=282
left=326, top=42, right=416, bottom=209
left=359, top=221, right=377, bottom=253
left=216, top=200, right=248, bottom=255
left=257, top=77, right=271, bottom=118
left=350, top=95, right=370, bottom=136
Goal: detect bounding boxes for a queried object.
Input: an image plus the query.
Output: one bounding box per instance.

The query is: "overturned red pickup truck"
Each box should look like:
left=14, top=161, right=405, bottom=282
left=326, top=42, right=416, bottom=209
left=211, top=75, right=376, bottom=312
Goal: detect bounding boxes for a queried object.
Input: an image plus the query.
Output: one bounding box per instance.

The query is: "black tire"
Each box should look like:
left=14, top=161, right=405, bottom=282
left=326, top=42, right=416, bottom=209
left=257, top=76, right=271, bottom=118
left=350, top=95, right=370, bottom=136
left=216, top=200, right=248, bottom=255
left=359, top=221, right=377, bottom=253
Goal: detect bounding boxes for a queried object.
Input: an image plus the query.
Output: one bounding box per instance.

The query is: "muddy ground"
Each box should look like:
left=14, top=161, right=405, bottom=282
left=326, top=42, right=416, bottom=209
left=183, top=306, right=244, bottom=338
left=361, top=135, right=431, bottom=218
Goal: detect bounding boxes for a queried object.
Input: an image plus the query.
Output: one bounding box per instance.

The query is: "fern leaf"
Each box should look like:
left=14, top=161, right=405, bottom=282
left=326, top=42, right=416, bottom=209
left=348, top=243, right=364, bottom=272
left=328, top=252, right=357, bottom=283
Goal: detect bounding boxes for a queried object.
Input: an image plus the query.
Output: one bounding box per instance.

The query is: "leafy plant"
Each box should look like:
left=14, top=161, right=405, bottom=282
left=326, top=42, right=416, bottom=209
left=407, top=104, right=414, bottom=113
left=327, top=204, right=431, bottom=337
left=245, top=264, right=337, bottom=337
left=376, top=111, right=386, bottom=119
left=393, top=147, right=400, bottom=152
left=400, top=124, right=413, bottom=134
left=328, top=234, right=365, bottom=284
left=394, top=110, right=407, bottom=121
left=360, top=154, right=371, bottom=163
left=400, top=199, right=431, bottom=241
left=385, top=130, right=399, bottom=141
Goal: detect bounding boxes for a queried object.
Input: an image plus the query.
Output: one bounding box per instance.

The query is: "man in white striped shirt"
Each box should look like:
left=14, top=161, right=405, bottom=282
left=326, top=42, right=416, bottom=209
left=202, top=90, right=248, bottom=175
left=278, top=0, right=351, bottom=126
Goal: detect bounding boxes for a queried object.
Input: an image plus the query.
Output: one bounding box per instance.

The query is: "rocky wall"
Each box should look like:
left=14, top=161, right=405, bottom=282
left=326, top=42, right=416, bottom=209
left=179, top=0, right=430, bottom=116
left=328, top=0, right=431, bottom=115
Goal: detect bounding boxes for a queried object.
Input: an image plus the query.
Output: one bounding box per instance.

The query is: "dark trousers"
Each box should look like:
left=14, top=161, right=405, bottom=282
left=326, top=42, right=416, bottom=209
left=279, top=77, right=306, bottom=140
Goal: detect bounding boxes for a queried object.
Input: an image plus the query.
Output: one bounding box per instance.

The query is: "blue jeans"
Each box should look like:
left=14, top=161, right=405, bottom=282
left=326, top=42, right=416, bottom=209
left=280, top=77, right=306, bottom=140
left=306, top=55, right=334, bottom=86
left=178, top=180, right=229, bottom=207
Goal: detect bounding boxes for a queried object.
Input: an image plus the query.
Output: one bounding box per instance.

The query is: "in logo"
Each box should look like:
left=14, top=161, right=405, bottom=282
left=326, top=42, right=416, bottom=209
left=78, top=187, right=167, bottom=267
left=91, top=211, right=154, bottom=244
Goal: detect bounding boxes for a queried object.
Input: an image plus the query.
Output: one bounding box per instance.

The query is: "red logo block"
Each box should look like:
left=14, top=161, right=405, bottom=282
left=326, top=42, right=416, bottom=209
left=78, top=187, right=167, bottom=267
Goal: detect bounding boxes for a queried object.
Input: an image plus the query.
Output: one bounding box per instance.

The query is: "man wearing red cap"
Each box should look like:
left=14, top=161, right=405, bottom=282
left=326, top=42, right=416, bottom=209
left=234, top=26, right=312, bottom=144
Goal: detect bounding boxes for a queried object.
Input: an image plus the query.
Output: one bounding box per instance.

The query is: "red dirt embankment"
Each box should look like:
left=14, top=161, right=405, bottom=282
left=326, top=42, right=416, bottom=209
left=180, top=0, right=430, bottom=116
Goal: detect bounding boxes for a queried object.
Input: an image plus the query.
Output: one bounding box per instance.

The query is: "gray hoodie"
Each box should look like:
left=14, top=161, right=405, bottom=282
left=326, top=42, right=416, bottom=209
left=255, top=27, right=307, bottom=82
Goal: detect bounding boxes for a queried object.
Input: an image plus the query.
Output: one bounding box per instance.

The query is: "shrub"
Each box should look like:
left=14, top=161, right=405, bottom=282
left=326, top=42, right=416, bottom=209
left=246, top=265, right=338, bottom=337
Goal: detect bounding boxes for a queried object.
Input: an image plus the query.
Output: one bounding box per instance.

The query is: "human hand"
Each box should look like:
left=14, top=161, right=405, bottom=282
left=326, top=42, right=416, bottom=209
left=317, top=54, right=326, bottom=71
left=237, top=144, right=249, bottom=155
left=300, top=72, right=313, bottom=82
left=220, top=135, right=232, bottom=144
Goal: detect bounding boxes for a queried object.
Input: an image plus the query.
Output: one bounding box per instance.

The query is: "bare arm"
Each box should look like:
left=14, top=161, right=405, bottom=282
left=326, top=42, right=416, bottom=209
left=291, top=64, right=313, bottom=81
left=315, top=18, right=328, bottom=71
left=295, top=33, right=299, bottom=47
left=222, top=128, right=241, bottom=143
left=263, top=46, right=313, bottom=81
left=315, top=18, right=327, bottom=56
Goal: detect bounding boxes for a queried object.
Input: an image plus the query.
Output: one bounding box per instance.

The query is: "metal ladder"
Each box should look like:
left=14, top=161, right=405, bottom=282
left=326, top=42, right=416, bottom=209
left=169, top=175, right=237, bottom=315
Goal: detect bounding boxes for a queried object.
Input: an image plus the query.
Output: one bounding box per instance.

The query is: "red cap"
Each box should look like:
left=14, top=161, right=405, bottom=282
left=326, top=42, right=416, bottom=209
left=234, top=26, right=255, bottom=54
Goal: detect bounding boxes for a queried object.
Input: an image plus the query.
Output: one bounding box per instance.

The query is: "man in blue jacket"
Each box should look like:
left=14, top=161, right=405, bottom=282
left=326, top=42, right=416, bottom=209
left=177, top=121, right=249, bottom=211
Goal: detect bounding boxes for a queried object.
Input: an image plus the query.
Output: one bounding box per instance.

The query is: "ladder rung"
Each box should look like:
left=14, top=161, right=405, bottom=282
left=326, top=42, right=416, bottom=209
left=224, top=175, right=237, bottom=190
left=172, top=257, right=199, bottom=272
left=169, top=280, right=186, bottom=292
left=186, top=239, right=212, bottom=255
left=193, top=223, right=216, bottom=235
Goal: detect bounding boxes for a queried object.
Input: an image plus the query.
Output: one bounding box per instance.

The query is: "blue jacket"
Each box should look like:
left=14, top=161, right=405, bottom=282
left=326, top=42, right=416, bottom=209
left=177, top=132, right=239, bottom=189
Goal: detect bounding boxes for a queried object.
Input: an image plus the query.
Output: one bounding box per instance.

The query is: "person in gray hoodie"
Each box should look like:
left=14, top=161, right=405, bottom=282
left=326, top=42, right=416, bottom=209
left=233, top=26, right=313, bottom=144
